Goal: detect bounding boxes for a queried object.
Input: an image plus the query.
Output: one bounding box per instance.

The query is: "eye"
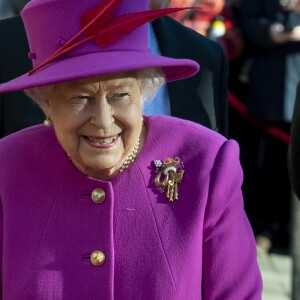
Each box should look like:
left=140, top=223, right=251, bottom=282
left=115, top=93, right=129, bottom=97
left=69, top=95, right=91, bottom=104
left=108, top=92, right=130, bottom=100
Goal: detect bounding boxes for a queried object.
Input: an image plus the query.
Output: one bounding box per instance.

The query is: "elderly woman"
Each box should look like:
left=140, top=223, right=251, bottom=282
left=0, top=0, right=262, bottom=299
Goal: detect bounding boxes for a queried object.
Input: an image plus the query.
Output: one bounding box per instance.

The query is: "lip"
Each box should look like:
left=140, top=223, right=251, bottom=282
left=83, top=134, right=120, bottom=149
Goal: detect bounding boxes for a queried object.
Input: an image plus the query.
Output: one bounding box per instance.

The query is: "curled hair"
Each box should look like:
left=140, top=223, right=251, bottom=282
left=24, top=67, right=166, bottom=107
left=136, top=67, right=165, bottom=106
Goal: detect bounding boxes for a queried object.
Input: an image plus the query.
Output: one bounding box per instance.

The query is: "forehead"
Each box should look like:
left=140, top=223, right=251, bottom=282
left=54, top=71, right=140, bottom=92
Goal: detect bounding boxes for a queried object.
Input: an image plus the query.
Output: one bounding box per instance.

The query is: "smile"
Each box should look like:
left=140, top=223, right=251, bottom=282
left=88, top=136, right=118, bottom=144
left=83, top=134, right=120, bottom=148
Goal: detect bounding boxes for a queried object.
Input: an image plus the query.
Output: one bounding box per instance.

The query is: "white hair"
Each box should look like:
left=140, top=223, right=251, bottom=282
left=24, top=84, right=53, bottom=106
left=136, top=67, right=165, bottom=106
left=24, top=67, right=166, bottom=107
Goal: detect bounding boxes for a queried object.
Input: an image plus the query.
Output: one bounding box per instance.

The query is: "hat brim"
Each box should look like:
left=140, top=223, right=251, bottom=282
left=0, top=51, right=199, bottom=93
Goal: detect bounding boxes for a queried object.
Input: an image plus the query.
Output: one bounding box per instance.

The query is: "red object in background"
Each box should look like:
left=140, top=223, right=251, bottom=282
left=228, top=92, right=290, bottom=144
left=167, top=0, right=225, bottom=35
left=214, top=4, right=244, bottom=61
left=167, top=0, right=195, bottom=22
left=167, top=0, right=243, bottom=60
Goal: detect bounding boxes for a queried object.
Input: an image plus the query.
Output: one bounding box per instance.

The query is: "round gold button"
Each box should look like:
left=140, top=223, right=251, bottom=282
left=91, top=188, right=105, bottom=203
left=90, top=250, right=105, bottom=266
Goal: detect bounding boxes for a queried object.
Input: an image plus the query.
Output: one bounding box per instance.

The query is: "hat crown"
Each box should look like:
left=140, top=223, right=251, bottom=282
left=0, top=0, right=199, bottom=93
left=21, top=0, right=148, bottom=66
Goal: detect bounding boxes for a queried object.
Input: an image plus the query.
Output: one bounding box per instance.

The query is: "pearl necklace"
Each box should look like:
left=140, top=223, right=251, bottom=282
left=119, top=138, right=140, bottom=172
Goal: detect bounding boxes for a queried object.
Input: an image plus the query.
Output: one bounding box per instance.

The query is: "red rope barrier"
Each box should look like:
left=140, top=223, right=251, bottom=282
left=228, top=91, right=291, bottom=144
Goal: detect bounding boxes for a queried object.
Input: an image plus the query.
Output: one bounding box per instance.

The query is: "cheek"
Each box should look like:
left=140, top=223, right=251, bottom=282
left=123, top=105, right=143, bottom=130
left=118, top=105, right=142, bottom=144
left=114, top=97, right=142, bottom=125
left=53, top=119, right=80, bottom=151
left=126, top=111, right=143, bottom=142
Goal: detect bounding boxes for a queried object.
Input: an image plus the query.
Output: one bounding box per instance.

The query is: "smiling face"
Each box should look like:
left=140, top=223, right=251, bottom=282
left=41, top=71, right=144, bottom=179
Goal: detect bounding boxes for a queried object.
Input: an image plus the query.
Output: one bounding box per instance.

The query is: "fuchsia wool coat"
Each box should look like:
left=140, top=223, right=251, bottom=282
left=0, top=115, right=262, bottom=299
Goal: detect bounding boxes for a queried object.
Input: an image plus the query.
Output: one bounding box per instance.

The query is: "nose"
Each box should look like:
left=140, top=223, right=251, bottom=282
left=90, top=99, right=114, bottom=129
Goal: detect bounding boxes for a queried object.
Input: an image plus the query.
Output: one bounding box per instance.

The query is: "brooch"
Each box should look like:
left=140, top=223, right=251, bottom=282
left=154, top=157, right=185, bottom=202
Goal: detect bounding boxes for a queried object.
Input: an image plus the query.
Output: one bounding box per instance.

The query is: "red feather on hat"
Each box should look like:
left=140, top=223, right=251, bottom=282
left=29, top=3, right=195, bottom=75
left=81, top=0, right=122, bottom=36
left=93, top=7, right=193, bottom=47
left=29, top=0, right=121, bottom=75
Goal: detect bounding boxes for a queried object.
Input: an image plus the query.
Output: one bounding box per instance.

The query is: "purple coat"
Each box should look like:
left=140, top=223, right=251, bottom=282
left=0, top=115, right=262, bottom=299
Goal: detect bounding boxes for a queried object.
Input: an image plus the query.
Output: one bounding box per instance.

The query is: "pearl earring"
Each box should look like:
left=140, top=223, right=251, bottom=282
left=44, top=117, right=52, bottom=127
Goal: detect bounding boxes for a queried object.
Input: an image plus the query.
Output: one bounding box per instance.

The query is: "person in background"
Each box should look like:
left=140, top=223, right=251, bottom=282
left=238, top=0, right=300, bottom=253
left=147, top=0, right=229, bottom=135
left=167, top=0, right=225, bottom=36
left=0, top=0, right=262, bottom=298
left=163, top=0, right=244, bottom=63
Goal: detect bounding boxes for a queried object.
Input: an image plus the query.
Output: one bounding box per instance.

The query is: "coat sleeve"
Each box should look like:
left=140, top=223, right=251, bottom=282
left=202, top=139, right=262, bottom=299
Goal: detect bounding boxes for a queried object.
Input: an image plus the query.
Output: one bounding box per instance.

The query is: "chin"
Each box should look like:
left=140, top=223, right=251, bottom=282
left=83, top=157, right=120, bottom=175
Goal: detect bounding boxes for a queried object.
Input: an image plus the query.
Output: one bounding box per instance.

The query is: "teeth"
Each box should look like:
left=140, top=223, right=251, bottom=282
left=88, top=136, right=117, bottom=144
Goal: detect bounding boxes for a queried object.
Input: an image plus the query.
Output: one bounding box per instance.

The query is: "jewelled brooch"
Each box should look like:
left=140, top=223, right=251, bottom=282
left=153, top=157, right=185, bottom=202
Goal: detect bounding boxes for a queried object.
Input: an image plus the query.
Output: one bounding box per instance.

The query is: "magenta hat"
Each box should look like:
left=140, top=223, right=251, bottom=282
left=0, top=0, right=199, bottom=93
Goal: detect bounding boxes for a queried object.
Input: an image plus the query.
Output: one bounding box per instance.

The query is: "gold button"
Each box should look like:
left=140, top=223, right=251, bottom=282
left=91, top=188, right=105, bottom=203
left=90, top=250, right=105, bottom=266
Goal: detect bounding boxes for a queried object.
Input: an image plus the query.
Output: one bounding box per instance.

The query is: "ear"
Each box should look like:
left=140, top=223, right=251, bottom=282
left=39, top=98, right=52, bottom=118
left=34, top=84, right=55, bottom=118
